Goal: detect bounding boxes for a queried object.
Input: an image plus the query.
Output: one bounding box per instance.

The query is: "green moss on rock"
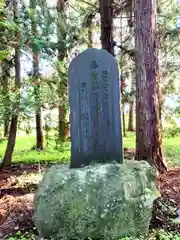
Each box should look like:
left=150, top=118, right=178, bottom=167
left=33, top=161, right=159, bottom=240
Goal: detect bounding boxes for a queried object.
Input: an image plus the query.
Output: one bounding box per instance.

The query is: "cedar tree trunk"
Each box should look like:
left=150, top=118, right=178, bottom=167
left=30, top=0, right=44, bottom=150
left=99, top=0, right=114, bottom=55
left=134, top=0, right=167, bottom=173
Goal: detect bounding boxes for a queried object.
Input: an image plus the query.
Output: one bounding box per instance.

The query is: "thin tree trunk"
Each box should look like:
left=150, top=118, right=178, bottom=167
left=1, top=61, right=11, bottom=139
left=4, top=119, right=10, bottom=138
left=35, top=106, right=44, bottom=149
left=99, top=0, right=114, bottom=55
left=33, top=54, right=44, bottom=150
left=122, top=104, right=126, bottom=137
left=30, top=0, right=44, bottom=150
left=2, top=116, right=18, bottom=167
left=58, top=105, right=66, bottom=140
left=128, top=101, right=134, bottom=131
left=34, top=59, right=43, bottom=150
left=134, top=0, right=167, bottom=173
left=87, top=16, right=93, bottom=48
left=0, top=0, right=21, bottom=168
left=128, top=74, right=135, bottom=131
left=57, top=0, right=67, bottom=142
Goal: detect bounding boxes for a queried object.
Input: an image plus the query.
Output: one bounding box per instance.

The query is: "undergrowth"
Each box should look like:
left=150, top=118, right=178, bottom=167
left=6, top=229, right=180, bottom=240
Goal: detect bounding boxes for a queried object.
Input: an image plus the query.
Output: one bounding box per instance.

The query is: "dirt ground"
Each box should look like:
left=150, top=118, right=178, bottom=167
left=0, top=152, right=180, bottom=238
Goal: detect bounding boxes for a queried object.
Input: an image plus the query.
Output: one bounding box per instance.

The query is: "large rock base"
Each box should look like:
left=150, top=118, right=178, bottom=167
left=34, top=161, right=159, bottom=239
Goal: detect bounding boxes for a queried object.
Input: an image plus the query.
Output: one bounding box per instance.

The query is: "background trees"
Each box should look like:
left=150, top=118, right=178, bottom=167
left=0, top=0, right=179, bottom=171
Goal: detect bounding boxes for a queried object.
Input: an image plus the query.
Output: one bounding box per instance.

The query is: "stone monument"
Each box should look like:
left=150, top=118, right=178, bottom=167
left=68, top=48, right=123, bottom=168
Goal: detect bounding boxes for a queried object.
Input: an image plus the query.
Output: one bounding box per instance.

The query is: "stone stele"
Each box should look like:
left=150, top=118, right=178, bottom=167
left=68, top=48, right=123, bottom=168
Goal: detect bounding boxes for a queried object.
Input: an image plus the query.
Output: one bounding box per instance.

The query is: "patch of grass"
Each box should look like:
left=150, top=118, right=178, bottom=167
left=123, top=132, right=180, bottom=167
left=0, top=135, right=70, bottom=165
left=0, top=132, right=179, bottom=167
left=123, top=132, right=135, bottom=149
left=164, top=137, right=180, bottom=167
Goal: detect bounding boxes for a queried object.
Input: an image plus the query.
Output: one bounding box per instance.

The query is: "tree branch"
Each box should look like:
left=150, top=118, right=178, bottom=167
left=115, top=43, right=135, bottom=60
left=79, top=0, right=98, bottom=10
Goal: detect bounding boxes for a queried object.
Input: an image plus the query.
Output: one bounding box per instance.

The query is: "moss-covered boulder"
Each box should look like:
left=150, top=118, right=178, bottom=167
left=33, top=161, right=159, bottom=240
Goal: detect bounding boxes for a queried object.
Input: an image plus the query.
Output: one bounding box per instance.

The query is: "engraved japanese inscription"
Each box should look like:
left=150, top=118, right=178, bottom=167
left=68, top=48, right=123, bottom=168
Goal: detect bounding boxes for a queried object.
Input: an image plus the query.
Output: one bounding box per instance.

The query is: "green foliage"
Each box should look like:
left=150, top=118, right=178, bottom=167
left=0, top=0, right=4, bottom=10
left=157, top=0, right=180, bottom=98
left=119, top=230, right=180, bottom=239
left=6, top=229, right=180, bottom=240
left=164, top=127, right=180, bottom=138
left=0, top=49, right=10, bottom=60
left=0, top=0, right=15, bottom=61
left=7, top=231, right=36, bottom=240
left=0, top=0, right=179, bottom=170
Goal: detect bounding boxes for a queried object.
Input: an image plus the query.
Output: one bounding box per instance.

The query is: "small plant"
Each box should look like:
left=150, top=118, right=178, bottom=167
left=7, top=231, right=36, bottom=240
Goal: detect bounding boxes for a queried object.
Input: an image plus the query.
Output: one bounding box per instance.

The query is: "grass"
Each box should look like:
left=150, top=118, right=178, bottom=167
left=123, top=131, right=180, bottom=167
left=0, top=131, right=180, bottom=167
left=0, top=134, right=70, bottom=164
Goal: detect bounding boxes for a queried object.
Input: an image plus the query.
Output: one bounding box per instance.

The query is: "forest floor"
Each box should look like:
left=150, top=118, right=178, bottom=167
left=0, top=133, right=180, bottom=239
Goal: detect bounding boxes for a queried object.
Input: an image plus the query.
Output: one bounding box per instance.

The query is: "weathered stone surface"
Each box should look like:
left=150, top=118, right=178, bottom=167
left=68, top=48, right=123, bottom=168
left=33, top=161, right=159, bottom=240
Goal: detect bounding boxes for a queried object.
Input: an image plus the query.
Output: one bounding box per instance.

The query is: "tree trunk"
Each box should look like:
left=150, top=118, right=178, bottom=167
left=87, top=16, right=93, bottom=48
left=30, top=0, right=44, bottom=150
left=58, top=105, right=66, bottom=140
left=134, top=0, right=167, bottom=173
left=34, top=60, right=44, bottom=151
left=99, top=0, right=114, bottom=55
left=4, top=119, right=10, bottom=138
left=128, top=101, right=134, bottom=131
left=1, top=60, right=11, bottom=139
left=122, top=104, right=127, bottom=137
left=0, top=0, right=21, bottom=168
left=35, top=107, right=44, bottom=149
left=128, top=74, right=135, bottom=132
left=57, top=0, right=67, bottom=142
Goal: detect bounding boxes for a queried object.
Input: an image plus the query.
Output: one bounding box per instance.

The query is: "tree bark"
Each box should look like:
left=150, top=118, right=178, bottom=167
left=58, top=105, right=66, bottom=140
left=134, top=0, right=167, bottom=173
left=30, top=0, right=44, bottom=150
left=57, top=0, right=67, bottom=142
left=4, top=119, right=10, bottom=138
left=122, top=104, right=127, bottom=137
left=33, top=56, right=44, bottom=150
left=0, top=0, right=21, bottom=168
left=87, top=16, right=93, bottom=48
left=128, top=101, right=134, bottom=131
left=99, top=0, right=114, bottom=55
left=35, top=105, right=44, bottom=149
left=1, top=60, right=11, bottom=139
left=128, top=74, right=135, bottom=132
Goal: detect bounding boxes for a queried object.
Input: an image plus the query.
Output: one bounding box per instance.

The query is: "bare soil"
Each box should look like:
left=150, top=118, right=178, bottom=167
left=0, top=153, right=180, bottom=238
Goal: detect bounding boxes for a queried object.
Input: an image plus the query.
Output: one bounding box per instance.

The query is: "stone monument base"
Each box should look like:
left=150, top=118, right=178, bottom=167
left=33, top=161, right=159, bottom=240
